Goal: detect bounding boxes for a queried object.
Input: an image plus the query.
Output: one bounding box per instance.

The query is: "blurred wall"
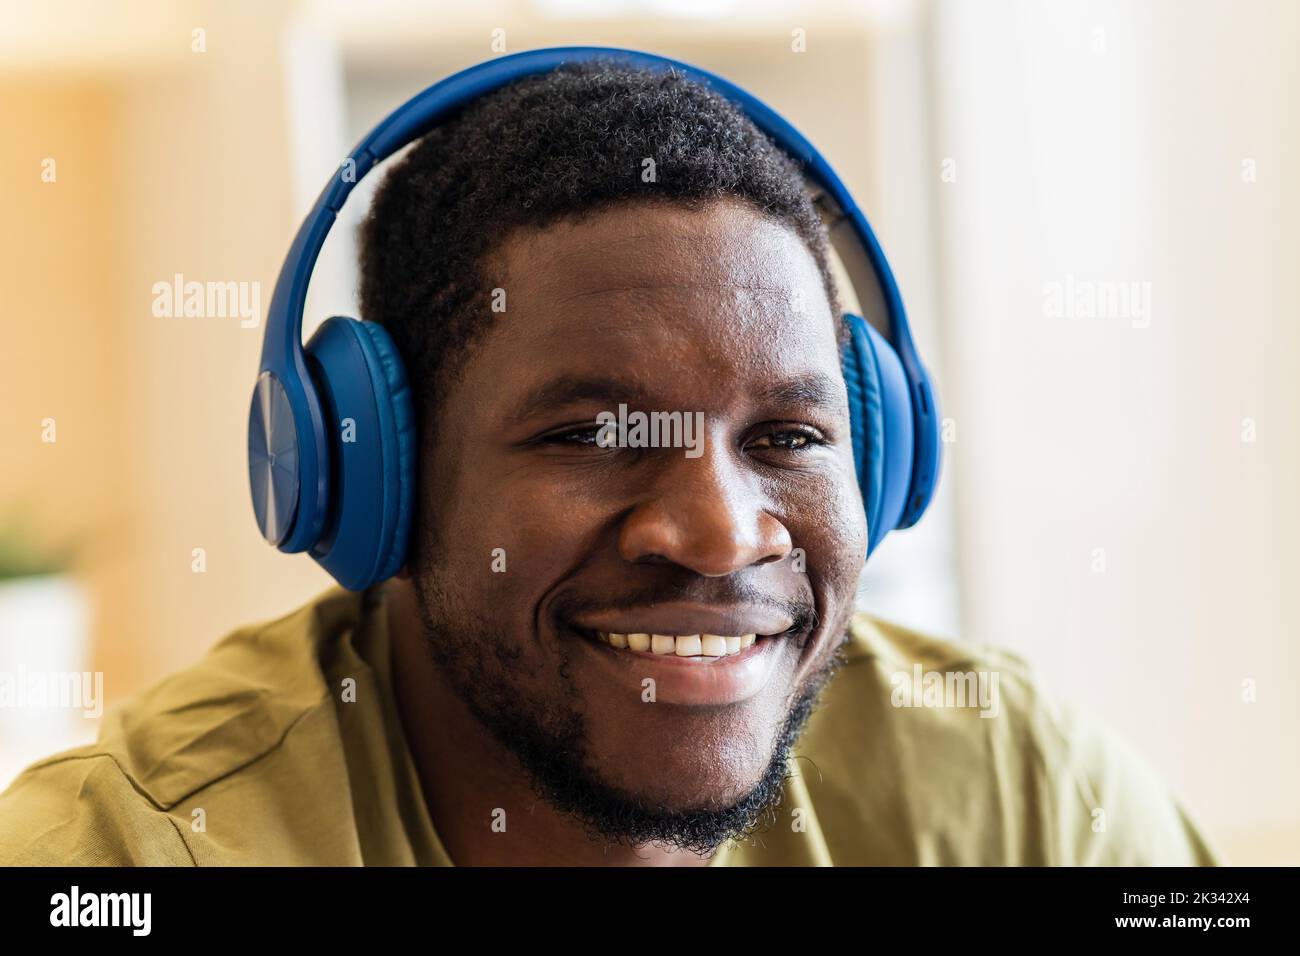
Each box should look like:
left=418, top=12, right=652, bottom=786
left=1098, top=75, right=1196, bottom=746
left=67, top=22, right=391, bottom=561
left=930, top=0, right=1300, bottom=864
left=0, top=1, right=336, bottom=711
left=0, top=80, right=135, bottom=696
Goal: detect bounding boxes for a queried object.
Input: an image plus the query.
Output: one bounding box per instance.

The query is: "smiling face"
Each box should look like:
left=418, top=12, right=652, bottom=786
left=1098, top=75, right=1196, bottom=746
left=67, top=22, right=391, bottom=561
left=407, top=197, right=869, bottom=850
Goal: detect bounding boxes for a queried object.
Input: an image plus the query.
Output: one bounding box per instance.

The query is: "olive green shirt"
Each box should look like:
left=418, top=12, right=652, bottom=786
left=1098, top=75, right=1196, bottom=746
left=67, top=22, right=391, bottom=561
left=0, top=586, right=1219, bottom=866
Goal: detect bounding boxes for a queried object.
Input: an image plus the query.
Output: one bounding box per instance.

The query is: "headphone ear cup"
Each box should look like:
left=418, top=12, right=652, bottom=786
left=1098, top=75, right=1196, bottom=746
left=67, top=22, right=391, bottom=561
left=303, top=317, right=416, bottom=589
left=353, top=320, right=417, bottom=579
left=841, top=313, right=915, bottom=556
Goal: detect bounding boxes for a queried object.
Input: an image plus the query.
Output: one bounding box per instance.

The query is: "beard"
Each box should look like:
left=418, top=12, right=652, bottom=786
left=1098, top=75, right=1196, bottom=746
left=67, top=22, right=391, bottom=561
left=409, top=569, right=848, bottom=857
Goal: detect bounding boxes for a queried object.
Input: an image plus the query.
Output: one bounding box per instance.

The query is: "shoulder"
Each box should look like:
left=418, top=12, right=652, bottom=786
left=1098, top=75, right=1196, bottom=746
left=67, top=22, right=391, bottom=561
left=795, top=612, right=1219, bottom=865
left=0, top=587, right=365, bottom=866
left=0, top=752, right=191, bottom=865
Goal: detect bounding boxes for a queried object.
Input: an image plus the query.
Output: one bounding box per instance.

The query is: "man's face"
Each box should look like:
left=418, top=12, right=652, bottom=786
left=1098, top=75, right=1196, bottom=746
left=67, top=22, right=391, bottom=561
left=409, top=197, right=868, bottom=848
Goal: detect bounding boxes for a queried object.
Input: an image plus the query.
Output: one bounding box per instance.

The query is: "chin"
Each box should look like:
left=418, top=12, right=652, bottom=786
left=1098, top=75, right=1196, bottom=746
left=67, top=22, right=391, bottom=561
left=580, top=698, right=788, bottom=811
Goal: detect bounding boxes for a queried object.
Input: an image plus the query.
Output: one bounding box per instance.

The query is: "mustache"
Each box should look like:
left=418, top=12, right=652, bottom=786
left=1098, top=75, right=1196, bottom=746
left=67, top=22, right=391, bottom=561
left=553, top=581, right=818, bottom=635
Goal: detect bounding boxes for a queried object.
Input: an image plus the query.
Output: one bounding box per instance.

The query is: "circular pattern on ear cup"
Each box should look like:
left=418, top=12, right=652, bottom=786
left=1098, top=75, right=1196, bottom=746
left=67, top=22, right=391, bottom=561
left=352, top=320, right=417, bottom=583
left=247, top=371, right=302, bottom=546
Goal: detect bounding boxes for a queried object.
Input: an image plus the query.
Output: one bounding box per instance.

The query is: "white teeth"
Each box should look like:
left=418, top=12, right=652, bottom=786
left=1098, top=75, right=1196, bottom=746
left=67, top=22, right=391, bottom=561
left=594, top=631, right=762, bottom=658
left=701, top=635, right=727, bottom=657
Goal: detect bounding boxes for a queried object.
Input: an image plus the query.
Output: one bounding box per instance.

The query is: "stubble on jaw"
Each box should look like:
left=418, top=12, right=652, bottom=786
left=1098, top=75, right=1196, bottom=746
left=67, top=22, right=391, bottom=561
left=409, top=569, right=851, bottom=855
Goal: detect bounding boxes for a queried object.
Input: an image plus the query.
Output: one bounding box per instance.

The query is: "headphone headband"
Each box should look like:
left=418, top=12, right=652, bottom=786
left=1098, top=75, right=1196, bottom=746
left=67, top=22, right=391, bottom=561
left=264, top=47, right=918, bottom=365
left=254, top=46, right=939, bottom=560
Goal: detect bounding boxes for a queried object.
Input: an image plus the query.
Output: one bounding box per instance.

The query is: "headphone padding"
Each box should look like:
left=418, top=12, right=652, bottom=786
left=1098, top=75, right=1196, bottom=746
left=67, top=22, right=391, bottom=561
left=843, top=313, right=915, bottom=555
left=304, top=318, right=415, bottom=589
left=354, top=321, right=416, bottom=582
left=842, top=313, right=885, bottom=545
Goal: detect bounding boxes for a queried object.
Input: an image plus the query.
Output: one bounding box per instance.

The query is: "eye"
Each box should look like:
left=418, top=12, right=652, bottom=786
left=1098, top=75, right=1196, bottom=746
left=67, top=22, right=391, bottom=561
left=536, top=423, right=610, bottom=448
left=746, top=424, right=828, bottom=455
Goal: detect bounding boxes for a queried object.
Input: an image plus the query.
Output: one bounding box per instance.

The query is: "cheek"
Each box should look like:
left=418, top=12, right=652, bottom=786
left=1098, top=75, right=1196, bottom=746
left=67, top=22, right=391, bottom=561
left=774, top=447, right=869, bottom=580
left=775, top=449, right=868, bottom=688
left=419, top=449, right=600, bottom=613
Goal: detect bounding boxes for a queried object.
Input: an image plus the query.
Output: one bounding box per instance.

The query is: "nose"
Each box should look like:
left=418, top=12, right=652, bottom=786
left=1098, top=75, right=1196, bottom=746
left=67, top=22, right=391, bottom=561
left=617, top=446, right=793, bottom=577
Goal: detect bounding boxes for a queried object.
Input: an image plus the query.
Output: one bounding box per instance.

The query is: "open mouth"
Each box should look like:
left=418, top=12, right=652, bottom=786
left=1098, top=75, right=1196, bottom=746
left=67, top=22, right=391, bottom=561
left=564, top=617, right=806, bottom=703
left=570, top=624, right=799, bottom=662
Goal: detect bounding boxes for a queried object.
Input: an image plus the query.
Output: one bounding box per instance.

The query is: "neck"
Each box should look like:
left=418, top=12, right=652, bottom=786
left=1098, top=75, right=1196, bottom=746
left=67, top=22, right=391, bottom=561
left=384, top=578, right=712, bottom=867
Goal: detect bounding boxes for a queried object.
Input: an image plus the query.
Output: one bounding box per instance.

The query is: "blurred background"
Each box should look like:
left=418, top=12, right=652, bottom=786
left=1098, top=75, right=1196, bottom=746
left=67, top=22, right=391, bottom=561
left=1, top=0, right=1296, bottom=863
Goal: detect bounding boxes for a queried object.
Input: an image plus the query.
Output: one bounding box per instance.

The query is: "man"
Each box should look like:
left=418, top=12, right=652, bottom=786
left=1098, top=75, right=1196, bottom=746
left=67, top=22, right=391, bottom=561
left=0, top=62, right=1217, bottom=866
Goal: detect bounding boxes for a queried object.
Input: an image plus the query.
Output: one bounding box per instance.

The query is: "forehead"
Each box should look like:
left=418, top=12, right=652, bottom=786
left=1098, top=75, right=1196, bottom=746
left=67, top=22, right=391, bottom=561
left=475, top=199, right=843, bottom=410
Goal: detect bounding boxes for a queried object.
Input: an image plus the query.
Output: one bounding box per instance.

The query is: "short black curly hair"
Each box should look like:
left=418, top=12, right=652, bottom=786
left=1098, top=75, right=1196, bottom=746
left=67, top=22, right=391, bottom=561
left=359, top=59, right=844, bottom=426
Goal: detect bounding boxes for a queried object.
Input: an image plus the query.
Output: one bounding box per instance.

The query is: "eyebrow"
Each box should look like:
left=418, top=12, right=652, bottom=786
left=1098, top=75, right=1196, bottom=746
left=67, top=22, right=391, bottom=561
left=508, top=375, right=655, bottom=424
left=508, top=369, right=846, bottom=426
left=752, top=372, right=846, bottom=415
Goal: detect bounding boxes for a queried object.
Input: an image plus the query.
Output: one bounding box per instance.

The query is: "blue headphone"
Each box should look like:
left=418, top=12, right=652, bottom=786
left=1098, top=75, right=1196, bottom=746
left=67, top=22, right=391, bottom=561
left=248, top=46, right=941, bottom=590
